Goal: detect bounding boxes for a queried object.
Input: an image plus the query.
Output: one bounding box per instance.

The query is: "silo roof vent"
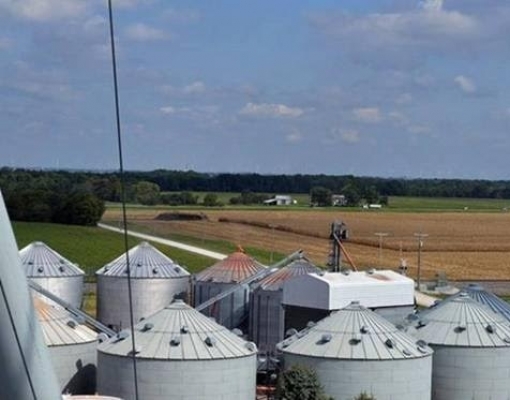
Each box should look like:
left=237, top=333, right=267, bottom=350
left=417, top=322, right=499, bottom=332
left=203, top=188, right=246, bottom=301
left=205, top=336, right=216, bottom=347
left=66, top=320, right=77, bottom=329
left=170, top=336, right=181, bottom=347
left=181, top=325, right=189, bottom=334
left=360, top=325, right=369, bottom=334
left=116, top=331, right=129, bottom=342
left=486, top=324, right=495, bottom=334
left=320, top=333, right=332, bottom=344
left=454, top=325, right=466, bottom=333
left=141, top=323, right=154, bottom=332
left=385, top=338, right=395, bottom=348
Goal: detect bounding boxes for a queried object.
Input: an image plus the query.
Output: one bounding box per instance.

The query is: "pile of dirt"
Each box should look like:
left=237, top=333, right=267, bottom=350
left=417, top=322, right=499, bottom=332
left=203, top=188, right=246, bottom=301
left=155, top=212, right=208, bottom=221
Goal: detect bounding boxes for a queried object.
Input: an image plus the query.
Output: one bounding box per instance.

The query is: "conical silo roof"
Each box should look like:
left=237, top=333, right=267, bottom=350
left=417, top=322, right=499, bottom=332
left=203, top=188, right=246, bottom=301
left=96, top=241, right=189, bottom=278
left=412, top=294, right=510, bottom=347
left=446, top=283, right=510, bottom=321
left=98, top=299, right=257, bottom=360
left=280, top=301, right=432, bottom=360
left=195, top=247, right=265, bottom=283
left=34, top=297, right=97, bottom=346
left=19, top=241, right=84, bottom=277
left=255, top=257, right=321, bottom=291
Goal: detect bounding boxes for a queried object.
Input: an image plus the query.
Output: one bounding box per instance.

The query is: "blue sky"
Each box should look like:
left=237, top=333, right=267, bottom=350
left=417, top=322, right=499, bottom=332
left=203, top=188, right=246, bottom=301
left=1, top=0, right=509, bottom=179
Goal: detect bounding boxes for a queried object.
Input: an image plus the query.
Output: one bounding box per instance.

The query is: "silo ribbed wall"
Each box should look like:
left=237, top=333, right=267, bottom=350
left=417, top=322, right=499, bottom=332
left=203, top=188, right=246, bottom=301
left=97, top=276, right=190, bottom=331
left=97, top=352, right=257, bottom=400
left=431, top=345, right=510, bottom=400
left=284, top=354, right=432, bottom=400
left=194, top=281, right=250, bottom=329
left=249, top=289, right=284, bottom=354
left=31, top=275, right=84, bottom=308
left=49, top=341, right=97, bottom=394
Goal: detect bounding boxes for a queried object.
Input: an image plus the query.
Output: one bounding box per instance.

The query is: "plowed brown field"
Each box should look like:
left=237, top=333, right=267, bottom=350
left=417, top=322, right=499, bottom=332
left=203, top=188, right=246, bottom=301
left=103, top=208, right=510, bottom=280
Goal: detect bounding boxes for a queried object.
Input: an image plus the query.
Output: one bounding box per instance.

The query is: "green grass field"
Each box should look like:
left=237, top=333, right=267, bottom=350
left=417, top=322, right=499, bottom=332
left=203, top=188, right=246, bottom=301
left=12, top=222, right=216, bottom=278
left=387, top=196, right=510, bottom=211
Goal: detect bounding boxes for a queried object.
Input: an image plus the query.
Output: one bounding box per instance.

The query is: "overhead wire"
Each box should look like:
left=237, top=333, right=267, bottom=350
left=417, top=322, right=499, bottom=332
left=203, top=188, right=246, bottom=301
left=107, top=1, right=140, bottom=399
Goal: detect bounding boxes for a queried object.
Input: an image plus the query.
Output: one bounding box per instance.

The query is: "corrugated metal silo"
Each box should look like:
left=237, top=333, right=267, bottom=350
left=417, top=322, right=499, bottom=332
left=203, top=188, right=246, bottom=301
left=0, top=191, right=61, bottom=400
left=280, top=301, right=433, bottom=400
left=97, top=299, right=257, bottom=400
left=96, top=241, right=190, bottom=331
left=63, top=396, right=123, bottom=400
left=410, top=293, right=510, bottom=400
left=194, top=247, right=265, bottom=329
left=35, top=298, right=98, bottom=394
left=249, top=256, right=321, bottom=354
left=19, top=241, right=85, bottom=308
left=446, top=283, right=510, bottom=321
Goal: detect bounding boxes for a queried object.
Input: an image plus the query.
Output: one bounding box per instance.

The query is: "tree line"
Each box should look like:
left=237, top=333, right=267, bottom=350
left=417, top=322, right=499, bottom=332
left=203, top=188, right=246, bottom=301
left=2, top=167, right=510, bottom=222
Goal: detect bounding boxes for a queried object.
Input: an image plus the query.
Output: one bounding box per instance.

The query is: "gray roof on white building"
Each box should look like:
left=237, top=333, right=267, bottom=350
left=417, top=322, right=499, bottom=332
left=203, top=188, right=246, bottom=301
left=19, top=242, right=85, bottom=277
left=98, top=299, right=257, bottom=360
left=280, top=301, right=432, bottom=360
left=96, top=241, right=190, bottom=278
left=412, top=293, right=510, bottom=347
left=35, top=298, right=97, bottom=346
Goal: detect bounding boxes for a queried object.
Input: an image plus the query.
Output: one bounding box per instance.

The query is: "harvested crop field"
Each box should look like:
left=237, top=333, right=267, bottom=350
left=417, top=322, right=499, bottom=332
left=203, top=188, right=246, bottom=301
left=102, top=208, right=510, bottom=280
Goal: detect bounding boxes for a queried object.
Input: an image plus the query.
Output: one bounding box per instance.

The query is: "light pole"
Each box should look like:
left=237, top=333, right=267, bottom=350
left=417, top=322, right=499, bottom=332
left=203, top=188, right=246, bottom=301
left=374, top=232, right=388, bottom=266
left=414, top=232, right=429, bottom=290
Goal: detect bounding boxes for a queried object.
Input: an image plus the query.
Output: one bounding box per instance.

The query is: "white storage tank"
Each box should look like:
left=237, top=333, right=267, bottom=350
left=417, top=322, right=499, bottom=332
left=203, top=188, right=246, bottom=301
left=20, top=241, right=85, bottom=308
left=96, top=242, right=190, bottom=331
left=249, top=256, right=321, bottom=354
left=194, top=247, right=265, bottom=329
left=35, top=298, right=98, bottom=394
left=97, top=299, right=257, bottom=400
left=410, top=293, right=510, bottom=400
left=280, top=301, right=433, bottom=400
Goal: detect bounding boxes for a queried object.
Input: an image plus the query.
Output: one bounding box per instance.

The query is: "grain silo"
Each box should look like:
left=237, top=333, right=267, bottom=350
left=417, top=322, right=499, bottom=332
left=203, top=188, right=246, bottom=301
left=194, top=247, right=265, bottom=329
left=0, top=191, right=61, bottom=400
left=19, top=241, right=85, bottom=308
left=97, top=299, right=257, bottom=400
left=410, top=293, right=510, bottom=400
left=249, top=256, right=321, bottom=354
left=35, top=298, right=98, bottom=394
left=446, top=283, right=510, bottom=321
left=280, top=301, right=433, bottom=400
left=96, top=241, right=190, bottom=331
left=63, top=396, right=123, bottom=400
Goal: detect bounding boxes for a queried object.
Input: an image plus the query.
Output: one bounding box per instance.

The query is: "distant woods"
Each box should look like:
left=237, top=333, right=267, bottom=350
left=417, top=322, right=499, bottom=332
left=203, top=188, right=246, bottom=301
left=2, top=167, right=510, bottom=223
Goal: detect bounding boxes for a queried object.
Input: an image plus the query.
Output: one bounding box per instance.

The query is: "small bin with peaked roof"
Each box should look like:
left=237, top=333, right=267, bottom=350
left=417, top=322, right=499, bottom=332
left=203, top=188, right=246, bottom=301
left=194, top=246, right=265, bottom=329
left=279, top=301, right=433, bottom=400
left=19, top=241, right=85, bottom=308
left=97, top=299, right=257, bottom=400
left=249, top=255, right=321, bottom=354
left=96, top=241, right=190, bottom=331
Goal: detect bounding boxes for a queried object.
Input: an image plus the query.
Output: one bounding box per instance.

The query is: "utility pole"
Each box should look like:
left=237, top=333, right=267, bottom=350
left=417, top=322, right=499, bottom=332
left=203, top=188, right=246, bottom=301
left=414, top=232, right=429, bottom=290
left=374, top=232, right=388, bottom=265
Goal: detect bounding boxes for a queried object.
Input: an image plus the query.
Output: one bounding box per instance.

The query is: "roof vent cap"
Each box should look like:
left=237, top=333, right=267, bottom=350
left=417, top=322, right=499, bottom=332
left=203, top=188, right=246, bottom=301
left=116, top=331, right=129, bottom=342
left=402, top=348, right=412, bottom=356
left=37, top=267, right=44, bottom=273
left=97, top=333, right=109, bottom=343
left=367, top=268, right=375, bottom=275
left=28, top=260, right=34, bottom=265
left=181, top=325, right=189, bottom=334
left=285, top=328, right=298, bottom=338
left=152, top=267, right=159, bottom=274
left=385, top=338, right=395, bottom=349
left=306, top=321, right=316, bottom=329
left=170, top=336, right=181, bottom=347
left=66, top=320, right=77, bottom=329
left=245, top=342, right=257, bottom=352
left=349, top=334, right=362, bottom=345
left=232, top=328, right=243, bottom=337
left=454, top=325, right=467, bottom=333
left=205, top=336, right=216, bottom=347
left=486, top=324, right=496, bottom=334
left=142, top=323, right=154, bottom=332
left=320, top=333, right=332, bottom=344
left=360, top=325, right=369, bottom=334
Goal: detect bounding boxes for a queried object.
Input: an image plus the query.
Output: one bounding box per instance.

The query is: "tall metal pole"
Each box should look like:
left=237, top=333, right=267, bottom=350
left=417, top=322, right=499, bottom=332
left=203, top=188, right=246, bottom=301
left=414, top=233, right=429, bottom=290
left=374, top=232, right=388, bottom=265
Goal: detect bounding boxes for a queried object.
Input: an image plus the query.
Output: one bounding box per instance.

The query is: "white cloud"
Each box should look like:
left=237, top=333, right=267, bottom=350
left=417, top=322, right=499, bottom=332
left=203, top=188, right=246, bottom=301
left=0, top=0, right=89, bottom=21
left=454, top=75, right=476, bottom=93
left=183, top=81, right=206, bottom=94
left=125, top=23, right=169, bottom=41
left=352, top=107, right=382, bottom=123
left=239, top=102, right=304, bottom=118
left=395, top=93, right=413, bottom=105
left=160, top=106, right=176, bottom=114
left=341, top=129, right=360, bottom=144
left=286, top=129, right=303, bottom=143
